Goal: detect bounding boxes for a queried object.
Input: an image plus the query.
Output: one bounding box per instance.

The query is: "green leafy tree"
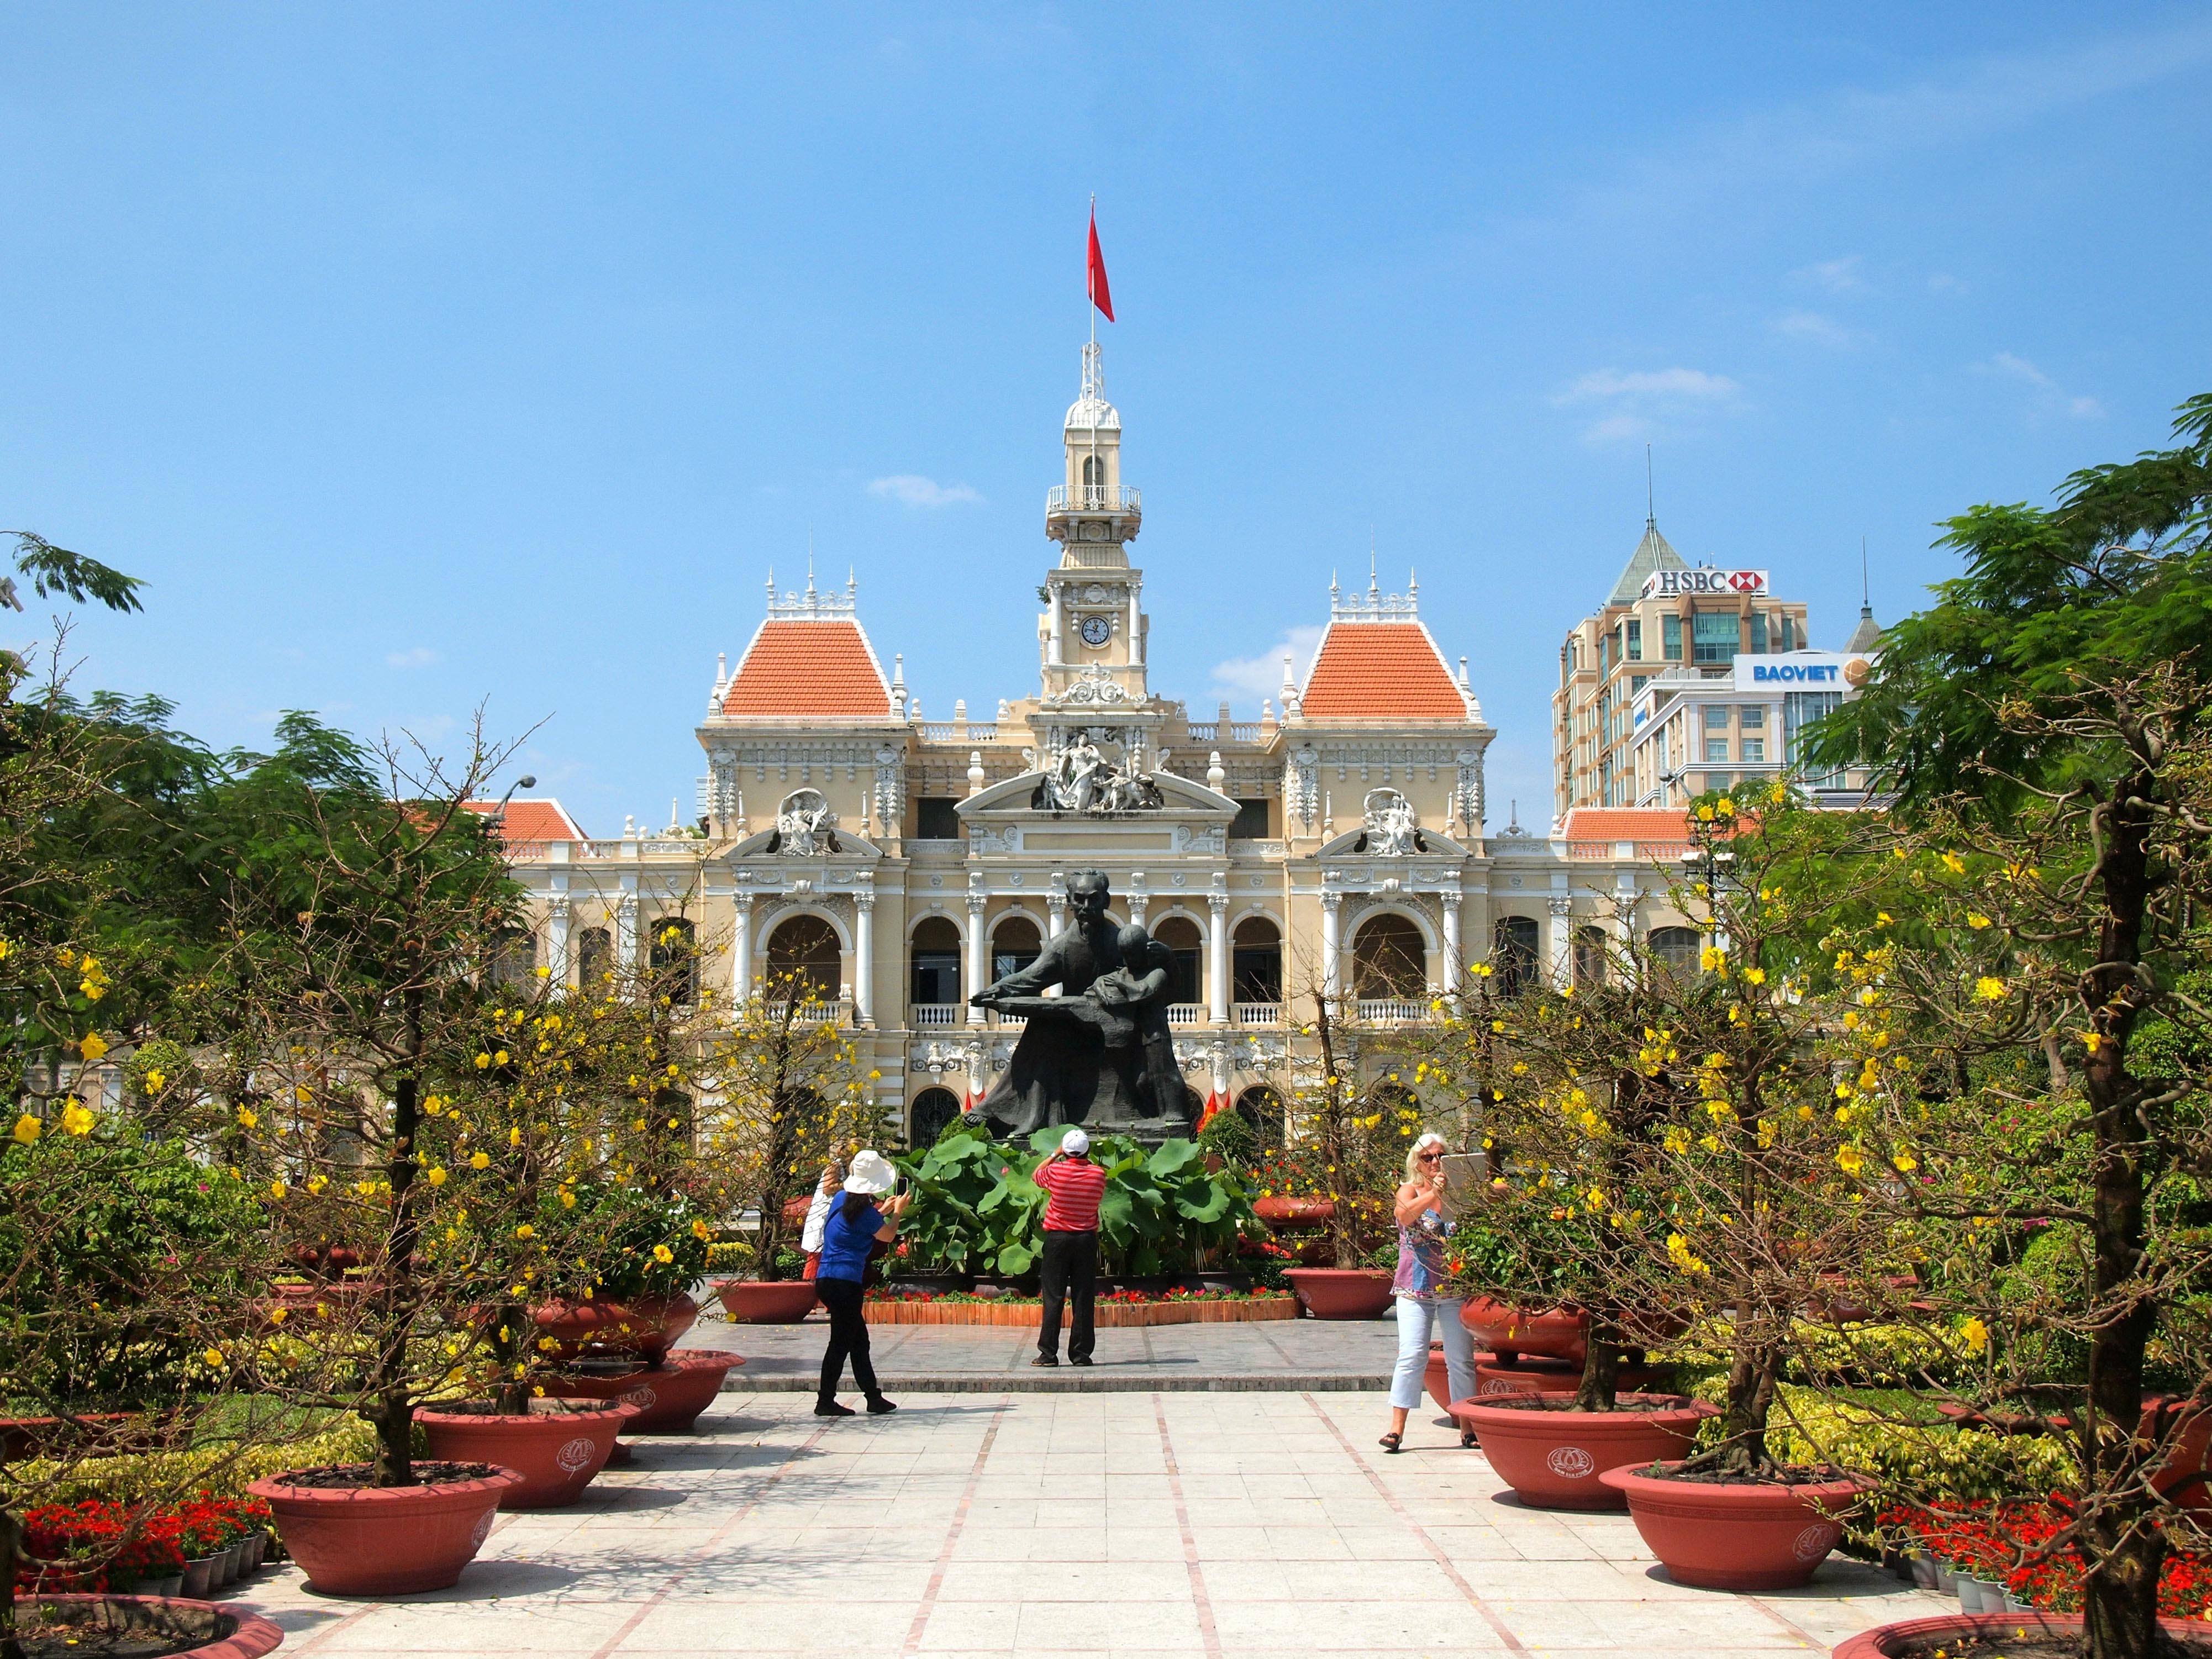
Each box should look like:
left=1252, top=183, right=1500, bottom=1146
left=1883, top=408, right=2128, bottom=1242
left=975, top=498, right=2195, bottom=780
left=1809, top=393, right=2212, bottom=1659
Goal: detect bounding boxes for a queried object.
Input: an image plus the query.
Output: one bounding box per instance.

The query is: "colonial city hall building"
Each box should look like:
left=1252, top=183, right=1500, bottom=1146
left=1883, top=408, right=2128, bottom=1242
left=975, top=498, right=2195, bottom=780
left=485, top=341, right=1862, bottom=1144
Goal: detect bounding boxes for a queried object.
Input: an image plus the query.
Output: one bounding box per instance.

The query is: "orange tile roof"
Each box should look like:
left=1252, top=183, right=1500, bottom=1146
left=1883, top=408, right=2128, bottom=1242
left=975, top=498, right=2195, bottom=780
left=1300, top=622, right=1466, bottom=720
left=463, top=798, right=586, bottom=845
left=1558, top=807, right=1694, bottom=842
left=723, top=619, right=892, bottom=718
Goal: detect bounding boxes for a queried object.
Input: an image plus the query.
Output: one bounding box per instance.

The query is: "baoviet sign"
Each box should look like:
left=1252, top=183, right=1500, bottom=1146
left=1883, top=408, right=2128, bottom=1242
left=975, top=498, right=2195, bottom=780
left=1639, top=568, right=1769, bottom=599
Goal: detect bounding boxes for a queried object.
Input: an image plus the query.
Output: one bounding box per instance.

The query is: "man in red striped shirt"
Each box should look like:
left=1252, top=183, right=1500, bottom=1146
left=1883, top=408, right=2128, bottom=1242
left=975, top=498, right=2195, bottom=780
left=1032, top=1128, right=1107, bottom=1366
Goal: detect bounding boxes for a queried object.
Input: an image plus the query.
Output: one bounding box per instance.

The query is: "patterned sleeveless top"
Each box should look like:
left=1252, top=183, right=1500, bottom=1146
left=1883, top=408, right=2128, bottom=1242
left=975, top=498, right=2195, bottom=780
left=1393, top=1207, right=1449, bottom=1300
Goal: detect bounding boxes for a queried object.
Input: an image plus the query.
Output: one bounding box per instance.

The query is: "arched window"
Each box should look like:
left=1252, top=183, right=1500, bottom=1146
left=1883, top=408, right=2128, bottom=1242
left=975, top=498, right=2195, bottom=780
left=649, top=917, right=697, bottom=1005
left=1648, top=926, right=1701, bottom=982
left=1493, top=916, right=1540, bottom=997
left=489, top=927, right=535, bottom=989
left=1082, top=454, right=1106, bottom=489
left=1573, top=925, right=1609, bottom=989
left=1153, top=915, right=1203, bottom=1005
left=909, top=1086, right=963, bottom=1149
left=575, top=926, right=611, bottom=991
left=767, top=915, right=841, bottom=1001
left=1232, top=917, right=1282, bottom=1005
left=1353, top=914, right=1427, bottom=1000
left=1234, top=1084, right=1283, bottom=1135
left=910, top=917, right=962, bottom=1005
left=991, top=916, right=1042, bottom=983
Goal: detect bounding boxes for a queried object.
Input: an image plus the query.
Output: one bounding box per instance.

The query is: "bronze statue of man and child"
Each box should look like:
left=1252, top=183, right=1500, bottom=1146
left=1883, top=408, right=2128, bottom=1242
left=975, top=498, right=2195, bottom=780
left=961, top=870, right=1197, bottom=1140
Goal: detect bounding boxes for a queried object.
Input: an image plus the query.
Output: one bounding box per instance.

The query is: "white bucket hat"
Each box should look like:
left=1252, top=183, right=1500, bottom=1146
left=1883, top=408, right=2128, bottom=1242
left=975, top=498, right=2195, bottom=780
left=1060, top=1128, right=1091, bottom=1156
left=844, top=1150, right=897, bottom=1194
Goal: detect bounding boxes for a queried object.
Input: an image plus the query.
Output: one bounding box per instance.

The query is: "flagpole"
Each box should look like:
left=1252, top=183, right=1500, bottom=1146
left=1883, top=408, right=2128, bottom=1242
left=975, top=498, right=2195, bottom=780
left=1088, top=193, right=1096, bottom=351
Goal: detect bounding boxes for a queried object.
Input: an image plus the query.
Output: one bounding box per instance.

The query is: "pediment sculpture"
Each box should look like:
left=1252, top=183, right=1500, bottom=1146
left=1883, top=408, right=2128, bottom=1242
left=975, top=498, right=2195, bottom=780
left=1031, top=730, right=1164, bottom=815
left=772, top=788, right=839, bottom=856
left=1361, top=788, right=1423, bottom=855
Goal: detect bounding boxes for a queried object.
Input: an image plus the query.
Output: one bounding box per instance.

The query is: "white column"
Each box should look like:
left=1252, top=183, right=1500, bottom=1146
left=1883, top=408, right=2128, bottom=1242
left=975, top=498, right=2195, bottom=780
left=1129, top=580, right=1144, bottom=667
left=546, top=893, right=572, bottom=992
left=1320, top=888, right=1343, bottom=1001
left=1546, top=895, right=1573, bottom=989
left=853, top=893, right=875, bottom=1028
left=1045, top=887, right=1067, bottom=997
left=1207, top=891, right=1230, bottom=1023
left=1440, top=887, right=1462, bottom=994
left=730, top=894, right=754, bottom=1004
left=615, top=890, right=638, bottom=973
left=966, top=894, right=988, bottom=1026
left=1047, top=583, right=1063, bottom=666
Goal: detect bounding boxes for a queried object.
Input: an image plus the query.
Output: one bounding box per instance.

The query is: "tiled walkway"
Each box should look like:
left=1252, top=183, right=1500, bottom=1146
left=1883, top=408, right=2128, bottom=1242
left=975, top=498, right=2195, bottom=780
left=681, top=1312, right=1397, bottom=1390
left=245, top=1391, right=1946, bottom=1657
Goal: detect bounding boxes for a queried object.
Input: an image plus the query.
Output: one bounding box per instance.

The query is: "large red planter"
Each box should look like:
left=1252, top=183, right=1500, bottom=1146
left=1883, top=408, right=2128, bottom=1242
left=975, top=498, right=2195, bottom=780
left=1459, top=1297, right=1589, bottom=1367
left=1253, top=1196, right=1336, bottom=1229
left=1831, top=1612, right=2208, bottom=1659
left=531, top=1291, right=698, bottom=1362
left=249, top=1462, right=523, bottom=1597
left=1451, top=1395, right=1716, bottom=1510
left=12, top=1594, right=286, bottom=1659
left=0, top=1413, right=149, bottom=1463
left=714, top=1278, right=820, bottom=1323
left=1282, top=1267, right=1393, bottom=1319
left=543, top=1349, right=746, bottom=1434
left=417, top=1400, right=636, bottom=1509
left=1598, top=1461, right=1872, bottom=1590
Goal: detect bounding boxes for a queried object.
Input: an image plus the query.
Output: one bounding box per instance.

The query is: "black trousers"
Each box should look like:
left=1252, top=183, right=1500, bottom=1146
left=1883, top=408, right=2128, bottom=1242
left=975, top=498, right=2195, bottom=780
left=1039, top=1229, right=1098, bottom=1362
left=816, top=1277, right=879, bottom=1400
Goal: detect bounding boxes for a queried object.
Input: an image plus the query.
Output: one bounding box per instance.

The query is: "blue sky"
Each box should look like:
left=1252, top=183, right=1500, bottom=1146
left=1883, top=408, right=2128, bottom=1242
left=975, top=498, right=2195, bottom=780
left=5, top=5, right=2208, bottom=834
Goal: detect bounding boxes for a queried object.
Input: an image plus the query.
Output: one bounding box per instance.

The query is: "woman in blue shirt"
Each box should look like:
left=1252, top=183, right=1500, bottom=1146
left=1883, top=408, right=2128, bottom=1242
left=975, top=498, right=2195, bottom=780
left=815, top=1149, right=909, bottom=1417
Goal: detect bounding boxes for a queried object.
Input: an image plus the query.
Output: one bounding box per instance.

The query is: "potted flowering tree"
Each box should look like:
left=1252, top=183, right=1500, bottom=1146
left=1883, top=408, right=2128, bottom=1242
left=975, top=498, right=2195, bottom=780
left=699, top=968, right=879, bottom=1323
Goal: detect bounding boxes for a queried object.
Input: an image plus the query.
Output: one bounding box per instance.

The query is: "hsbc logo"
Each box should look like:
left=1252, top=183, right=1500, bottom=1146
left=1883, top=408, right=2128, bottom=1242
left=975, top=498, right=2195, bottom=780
left=1640, top=568, right=1769, bottom=599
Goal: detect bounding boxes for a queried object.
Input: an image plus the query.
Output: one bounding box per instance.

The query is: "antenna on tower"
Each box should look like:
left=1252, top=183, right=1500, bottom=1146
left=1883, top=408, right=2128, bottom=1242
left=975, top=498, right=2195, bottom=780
left=1861, top=536, right=1870, bottom=608
left=1645, top=445, right=1656, bottom=525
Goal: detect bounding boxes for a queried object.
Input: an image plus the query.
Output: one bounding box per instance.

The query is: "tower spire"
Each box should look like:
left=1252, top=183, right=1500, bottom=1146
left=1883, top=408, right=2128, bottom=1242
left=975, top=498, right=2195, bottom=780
left=1645, top=444, right=1656, bottom=526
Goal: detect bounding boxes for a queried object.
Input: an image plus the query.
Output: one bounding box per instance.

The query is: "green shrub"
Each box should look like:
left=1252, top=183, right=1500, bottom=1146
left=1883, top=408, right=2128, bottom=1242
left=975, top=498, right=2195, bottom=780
left=30, top=1417, right=380, bottom=1506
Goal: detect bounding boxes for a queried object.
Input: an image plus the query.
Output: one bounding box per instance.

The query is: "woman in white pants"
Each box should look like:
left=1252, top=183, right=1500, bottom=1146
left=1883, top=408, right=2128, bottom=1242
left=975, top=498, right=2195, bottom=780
left=1379, top=1133, right=1478, bottom=1452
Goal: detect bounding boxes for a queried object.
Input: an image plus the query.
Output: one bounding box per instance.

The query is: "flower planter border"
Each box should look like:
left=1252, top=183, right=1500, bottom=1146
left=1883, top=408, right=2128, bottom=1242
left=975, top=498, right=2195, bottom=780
left=862, top=1294, right=1299, bottom=1327
left=12, top=1594, right=285, bottom=1659
left=1831, top=1611, right=2212, bottom=1659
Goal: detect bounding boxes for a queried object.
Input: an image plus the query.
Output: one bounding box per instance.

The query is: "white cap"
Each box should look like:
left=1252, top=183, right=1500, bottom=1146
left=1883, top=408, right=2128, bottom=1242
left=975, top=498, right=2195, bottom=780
left=844, top=1150, right=897, bottom=1194
left=1060, top=1129, right=1091, bottom=1156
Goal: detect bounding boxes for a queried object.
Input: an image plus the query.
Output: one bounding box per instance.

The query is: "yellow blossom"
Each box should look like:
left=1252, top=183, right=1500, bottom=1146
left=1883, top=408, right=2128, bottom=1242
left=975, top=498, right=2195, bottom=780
left=236, top=1107, right=258, bottom=1129
left=1744, top=967, right=1766, bottom=986
left=1960, top=1317, right=1990, bottom=1353
left=78, top=1032, right=109, bottom=1062
left=560, top=1188, right=577, bottom=1208
left=427, top=1166, right=448, bottom=1186
left=1975, top=976, right=2007, bottom=1002
left=515, top=1223, right=535, bottom=1239
left=61, top=1100, right=94, bottom=1136
left=652, top=1244, right=675, bottom=1264
left=144, top=1068, right=166, bottom=1092
left=1967, top=913, right=1992, bottom=930
left=471, top=1151, right=491, bottom=1170
left=270, top=1180, right=288, bottom=1199
left=12, top=1113, right=41, bottom=1145
left=1835, top=1145, right=1865, bottom=1175
left=692, top=1219, right=712, bottom=1240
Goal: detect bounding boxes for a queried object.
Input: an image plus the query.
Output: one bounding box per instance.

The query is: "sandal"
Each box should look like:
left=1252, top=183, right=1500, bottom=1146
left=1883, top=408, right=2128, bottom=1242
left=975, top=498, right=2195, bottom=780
left=1378, top=1431, right=1403, bottom=1453
left=1460, top=1426, right=1479, bottom=1449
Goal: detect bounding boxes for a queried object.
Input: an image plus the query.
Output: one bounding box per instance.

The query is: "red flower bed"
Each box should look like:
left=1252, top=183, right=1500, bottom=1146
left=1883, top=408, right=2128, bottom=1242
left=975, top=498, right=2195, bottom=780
left=1883, top=1497, right=2212, bottom=1618
left=13, top=1491, right=270, bottom=1591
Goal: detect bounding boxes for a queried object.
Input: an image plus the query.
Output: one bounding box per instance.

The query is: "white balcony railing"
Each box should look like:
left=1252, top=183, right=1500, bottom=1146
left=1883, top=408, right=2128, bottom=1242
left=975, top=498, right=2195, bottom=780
left=918, top=722, right=1000, bottom=744
left=1184, top=721, right=1266, bottom=745
left=1356, top=999, right=1431, bottom=1025
left=1235, top=1003, right=1282, bottom=1026
left=1046, top=483, right=1141, bottom=515
left=791, top=999, right=852, bottom=1027
left=910, top=1004, right=962, bottom=1028
left=1166, top=1004, right=1204, bottom=1027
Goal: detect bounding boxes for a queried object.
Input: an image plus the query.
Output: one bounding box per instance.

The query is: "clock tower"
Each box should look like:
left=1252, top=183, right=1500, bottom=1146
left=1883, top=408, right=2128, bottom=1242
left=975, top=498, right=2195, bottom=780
left=1040, top=341, right=1147, bottom=697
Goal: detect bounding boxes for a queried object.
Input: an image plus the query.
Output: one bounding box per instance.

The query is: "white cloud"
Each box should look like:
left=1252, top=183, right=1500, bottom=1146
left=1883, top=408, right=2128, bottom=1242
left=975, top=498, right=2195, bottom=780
left=1209, top=625, right=1325, bottom=709
left=1793, top=256, right=1865, bottom=294
left=1555, top=367, right=1741, bottom=445
left=1557, top=368, right=1740, bottom=404
left=867, top=474, right=983, bottom=509
left=1983, top=352, right=2104, bottom=419
left=386, top=646, right=439, bottom=669
left=1769, top=309, right=1867, bottom=348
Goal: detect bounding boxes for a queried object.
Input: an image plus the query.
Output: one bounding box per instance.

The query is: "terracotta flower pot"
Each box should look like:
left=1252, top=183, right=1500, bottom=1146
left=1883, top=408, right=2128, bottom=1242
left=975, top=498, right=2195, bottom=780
left=531, top=1291, right=699, bottom=1362
left=1458, top=1297, right=1589, bottom=1367
left=1253, top=1195, right=1336, bottom=1229
left=542, top=1348, right=747, bottom=1434
left=1451, top=1395, right=1716, bottom=1510
left=12, top=1594, right=286, bottom=1659
left=1597, top=1460, right=1872, bottom=1590
left=1832, top=1611, right=2209, bottom=1659
left=1282, top=1267, right=1393, bottom=1319
left=248, top=1462, right=523, bottom=1597
left=0, top=1412, right=146, bottom=1463
left=417, top=1400, right=636, bottom=1509
left=1473, top=1356, right=1578, bottom=1398
left=714, top=1278, right=820, bottom=1323
left=1425, top=1345, right=1453, bottom=1412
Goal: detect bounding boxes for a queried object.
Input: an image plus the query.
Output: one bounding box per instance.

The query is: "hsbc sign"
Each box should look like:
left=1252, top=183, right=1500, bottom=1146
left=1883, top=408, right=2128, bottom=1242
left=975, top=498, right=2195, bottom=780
left=1639, top=568, right=1769, bottom=600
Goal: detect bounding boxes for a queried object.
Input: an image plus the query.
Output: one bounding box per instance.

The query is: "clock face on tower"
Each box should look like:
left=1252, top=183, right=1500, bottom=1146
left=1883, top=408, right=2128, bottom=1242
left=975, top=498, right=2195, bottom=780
left=1080, top=614, right=1112, bottom=647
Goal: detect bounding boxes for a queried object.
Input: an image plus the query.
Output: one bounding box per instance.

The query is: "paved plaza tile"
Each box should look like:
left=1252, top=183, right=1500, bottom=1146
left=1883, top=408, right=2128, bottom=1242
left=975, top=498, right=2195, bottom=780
left=235, top=1390, right=1950, bottom=1658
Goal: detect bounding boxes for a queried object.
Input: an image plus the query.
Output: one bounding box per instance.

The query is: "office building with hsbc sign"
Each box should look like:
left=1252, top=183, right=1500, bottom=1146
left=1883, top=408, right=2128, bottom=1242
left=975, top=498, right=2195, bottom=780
left=1640, top=567, right=1769, bottom=600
